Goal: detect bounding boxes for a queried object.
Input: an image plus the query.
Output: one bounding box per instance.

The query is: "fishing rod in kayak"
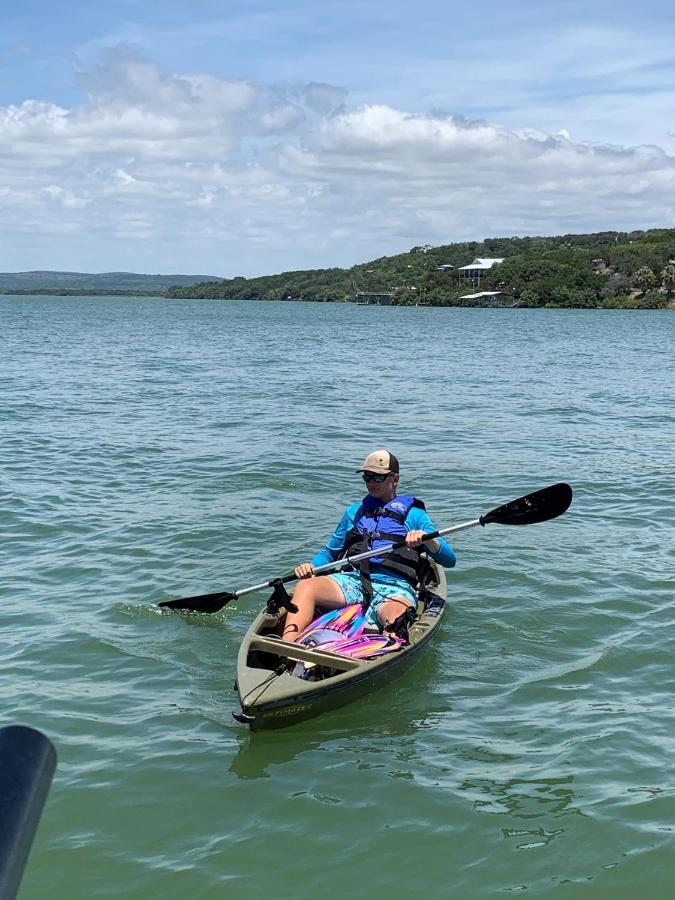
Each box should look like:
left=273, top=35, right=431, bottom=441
left=158, top=482, right=572, bottom=614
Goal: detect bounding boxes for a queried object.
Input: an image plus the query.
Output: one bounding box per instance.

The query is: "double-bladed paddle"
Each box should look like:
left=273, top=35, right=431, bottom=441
left=158, top=482, right=572, bottom=614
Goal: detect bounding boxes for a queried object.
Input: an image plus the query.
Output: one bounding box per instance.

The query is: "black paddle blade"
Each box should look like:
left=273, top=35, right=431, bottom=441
left=480, top=483, right=572, bottom=527
left=158, top=590, right=236, bottom=613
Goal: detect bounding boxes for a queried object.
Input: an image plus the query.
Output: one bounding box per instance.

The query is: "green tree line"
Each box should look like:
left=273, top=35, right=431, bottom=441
left=166, top=228, right=675, bottom=308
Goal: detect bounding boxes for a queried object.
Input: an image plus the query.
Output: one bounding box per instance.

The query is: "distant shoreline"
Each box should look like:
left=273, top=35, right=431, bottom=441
left=3, top=226, right=675, bottom=309
left=0, top=289, right=166, bottom=297
left=2, top=292, right=672, bottom=310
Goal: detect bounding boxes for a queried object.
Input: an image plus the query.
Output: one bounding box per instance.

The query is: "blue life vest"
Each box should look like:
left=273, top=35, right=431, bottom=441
left=343, top=494, right=426, bottom=585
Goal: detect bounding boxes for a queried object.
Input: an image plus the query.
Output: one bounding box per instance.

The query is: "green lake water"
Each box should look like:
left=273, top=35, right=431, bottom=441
left=1, top=296, right=674, bottom=898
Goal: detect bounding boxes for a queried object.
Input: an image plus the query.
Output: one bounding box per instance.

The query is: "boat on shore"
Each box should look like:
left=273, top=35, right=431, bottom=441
left=232, top=559, right=447, bottom=731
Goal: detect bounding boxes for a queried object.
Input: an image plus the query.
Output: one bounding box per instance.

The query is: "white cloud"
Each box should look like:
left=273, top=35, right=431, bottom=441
left=359, top=24, right=675, bottom=154
left=1, top=48, right=674, bottom=275
left=259, top=104, right=305, bottom=133
left=282, top=107, right=675, bottom=237
left=79, top=49, right=257, bottom=116
left=43, top=184, right=89, bottom=208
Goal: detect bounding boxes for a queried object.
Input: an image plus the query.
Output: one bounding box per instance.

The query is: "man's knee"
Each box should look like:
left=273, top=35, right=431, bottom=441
left=291, top=580, right=315, bottom=605
left=376, top=597, right=412, bottom=623
left=293, top=575, right=329, bottom=605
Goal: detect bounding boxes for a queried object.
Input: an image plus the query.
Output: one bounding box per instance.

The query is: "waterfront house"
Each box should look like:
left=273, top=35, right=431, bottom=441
left=458, top=257, right=504, bottom=286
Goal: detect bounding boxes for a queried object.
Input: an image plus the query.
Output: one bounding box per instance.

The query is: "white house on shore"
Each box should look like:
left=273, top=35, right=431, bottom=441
left=458, top=257, right=504, bottom=285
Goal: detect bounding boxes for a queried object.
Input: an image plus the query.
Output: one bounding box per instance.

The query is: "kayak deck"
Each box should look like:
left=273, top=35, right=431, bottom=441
left=245, top=634, right=364, bottom=670
left=233, top=560, right=447, bottom=730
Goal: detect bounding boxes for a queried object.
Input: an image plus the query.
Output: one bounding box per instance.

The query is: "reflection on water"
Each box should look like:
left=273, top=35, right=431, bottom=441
left=461, top=773, right=577, bottom=818
left=229, top=733, right=322, bottom=780
left=501, top=824, right=566, bottom=851
left=229, top=691, right=446, bottom=780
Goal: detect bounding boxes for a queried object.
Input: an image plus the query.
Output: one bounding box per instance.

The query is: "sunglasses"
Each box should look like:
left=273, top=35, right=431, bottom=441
left=362, top=472, right=391, bottom=483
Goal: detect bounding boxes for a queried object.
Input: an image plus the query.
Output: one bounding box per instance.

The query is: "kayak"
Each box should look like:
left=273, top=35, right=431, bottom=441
left=232, top=558, right=447, bottom=731
left=160, top=484, right=571, bottom=732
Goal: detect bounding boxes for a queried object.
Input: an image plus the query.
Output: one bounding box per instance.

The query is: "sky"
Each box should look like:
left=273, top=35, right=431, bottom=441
left=1, top=0, right=675, bottom=277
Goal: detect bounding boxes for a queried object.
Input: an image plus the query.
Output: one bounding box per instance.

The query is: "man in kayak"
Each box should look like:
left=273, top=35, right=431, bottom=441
left=283, top=450, right=456, bottom=640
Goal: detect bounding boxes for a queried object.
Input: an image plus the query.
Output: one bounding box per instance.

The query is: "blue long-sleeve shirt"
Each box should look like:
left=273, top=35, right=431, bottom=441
left=311, top=500, right=457, bottom=571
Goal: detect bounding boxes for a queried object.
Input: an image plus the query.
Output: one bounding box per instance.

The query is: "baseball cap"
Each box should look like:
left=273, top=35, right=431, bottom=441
left=355, top=449, right=400, bottom=475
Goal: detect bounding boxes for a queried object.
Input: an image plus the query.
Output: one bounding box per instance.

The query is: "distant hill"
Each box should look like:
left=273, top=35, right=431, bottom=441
left=0, top=270, right=221, bottom=294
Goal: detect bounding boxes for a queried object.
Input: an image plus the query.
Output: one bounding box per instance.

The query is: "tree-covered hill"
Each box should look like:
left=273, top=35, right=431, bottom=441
left=0, top=270, right=219, bottom=294
left=166, top=228, right=675, bottom=309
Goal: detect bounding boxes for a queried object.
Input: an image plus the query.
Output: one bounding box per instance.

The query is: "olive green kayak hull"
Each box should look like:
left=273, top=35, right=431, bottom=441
left=233, top=563, right=447, bottom=731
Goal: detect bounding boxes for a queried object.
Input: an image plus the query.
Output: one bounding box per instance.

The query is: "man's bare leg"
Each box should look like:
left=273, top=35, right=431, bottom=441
left=376, top=597, right=414, bottom=632
left=281, top=576, right=346, bottom=640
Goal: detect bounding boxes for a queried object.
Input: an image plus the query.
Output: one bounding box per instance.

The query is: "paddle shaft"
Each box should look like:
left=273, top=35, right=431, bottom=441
left=159, top=483, right=572, bottom=612
left=224, top=517, right=481, bottom=602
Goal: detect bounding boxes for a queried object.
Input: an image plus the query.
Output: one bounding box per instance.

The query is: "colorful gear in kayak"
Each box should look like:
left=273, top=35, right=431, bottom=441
left=291, top=604, right=403, bottom=676
left=318, top=633, right=404, bottom=658
left=296, top=603, right=366, bottom=646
